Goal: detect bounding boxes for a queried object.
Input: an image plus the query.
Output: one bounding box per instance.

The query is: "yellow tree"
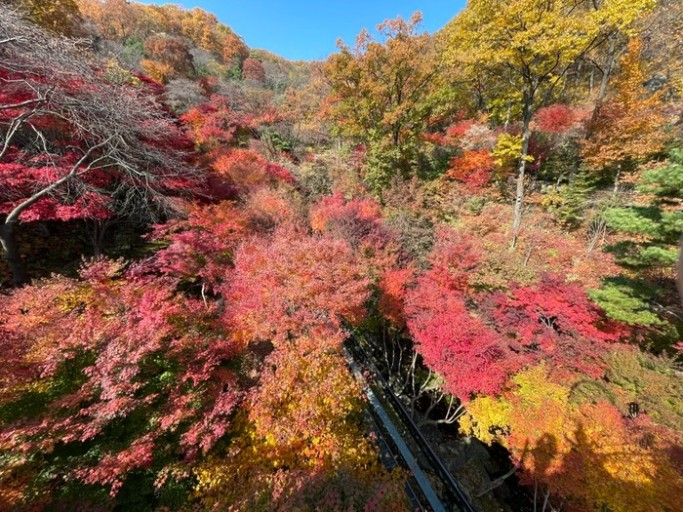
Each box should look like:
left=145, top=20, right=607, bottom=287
left=18, top=0, right=82, bottom=35
left=194, top=335, right=409, bottom=511
left=441, top=0, right=655, bottom=246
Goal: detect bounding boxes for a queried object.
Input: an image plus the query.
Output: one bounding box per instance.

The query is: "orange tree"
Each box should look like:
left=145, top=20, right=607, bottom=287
left=323, top=13, right=445, bottom=192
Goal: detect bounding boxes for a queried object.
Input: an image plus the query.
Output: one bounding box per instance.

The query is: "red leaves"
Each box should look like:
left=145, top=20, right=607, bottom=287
left=242, top=58, right=266, bottom=83
left=151, top=201, right=250, bottom=288
left=533, top=104, right=578, bottom=133
left=407, top=279, right=515, bottom=399
left=0, top=260, right=247, bottom=495
left=445, top=119, right=475, bottom=140
left=485, top=276, right=624, bottom=379
left=0, top=54, right=200, bottom=240
left=310, top=192, right=384, bottom=244
left=311, top=193, right=382, bottom=229
left=377, top=266, right=415, bottom=329
left=403, top=229, right=517, bottom=399
left=181, top=94, right=281, bottom=153
left=490, top=276, right=624, bottom=344
left=182, top=97, right=254, bottom=150
left=0, top=157, right=113, bottom=222
left=397, top=229, right=626, bottom=401
left=222, top=228, right=371, bottom=345
left=244, top=187, right=301, bottom=230
left=76, top=434, right=157, bottom=495
left=424, top=229, right=481, bottom=292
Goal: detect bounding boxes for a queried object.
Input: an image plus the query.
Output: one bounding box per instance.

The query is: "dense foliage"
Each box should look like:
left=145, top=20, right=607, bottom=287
left=1, top=1, right=681, bottom=511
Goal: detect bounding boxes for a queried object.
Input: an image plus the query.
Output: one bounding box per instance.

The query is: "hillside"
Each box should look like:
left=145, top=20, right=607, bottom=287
left=0, top=1, right=681, bottom=511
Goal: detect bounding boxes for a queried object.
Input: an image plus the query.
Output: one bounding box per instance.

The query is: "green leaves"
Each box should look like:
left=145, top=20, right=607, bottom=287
left=603, top=207, right=661, bottom=237
left=603, top=153, right=683, bottom=268
left=639, top=149, right=683, bottom=199
left=589, top=281, right=662, bottom=326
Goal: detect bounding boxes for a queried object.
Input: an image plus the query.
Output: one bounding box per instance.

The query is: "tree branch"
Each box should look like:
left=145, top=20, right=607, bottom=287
left=4, top=136, right=114, bottom=226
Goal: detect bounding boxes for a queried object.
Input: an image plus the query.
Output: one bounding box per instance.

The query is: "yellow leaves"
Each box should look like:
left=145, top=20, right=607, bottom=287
left=462, top=363, right=683, bottom=511
left=460, top=395, right=512, bottom=445
left=140, top=59, right=175, bottom=84
left=441, top=0, right=656, bottom=123
left=103, top=60, right=141, bottom=87
left=511, top=363, right=569, bottom=407
left=56, top=286, right=92, bottom=313
left=194, top=404, right=405, bottom=511
left=594, top=0, right=656, bottom=36
left=444, top=1, right=598, bottom=66
left=21, top=0, right=82, bottom=36
left=193, top=333, right=409, bottom=510
left=492, top=133, right=533, bottom=169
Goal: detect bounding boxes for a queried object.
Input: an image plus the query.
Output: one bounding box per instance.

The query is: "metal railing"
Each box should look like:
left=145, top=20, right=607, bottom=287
left=346, top=339, right=478, bottom=512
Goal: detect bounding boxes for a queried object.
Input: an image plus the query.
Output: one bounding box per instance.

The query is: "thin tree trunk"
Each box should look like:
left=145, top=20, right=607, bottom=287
left=87, top=218, right=113, bottom=258
left=0, top=222, right=28, bottom=287
left=613, top=164, right=622, bottom=193
left=572, top=36, right=621, bottom=186
left=677, top=234, right=683, bottom=306
left=511, top=93, right=533, bottom=248
left=590, top=35, right=620, bottom=127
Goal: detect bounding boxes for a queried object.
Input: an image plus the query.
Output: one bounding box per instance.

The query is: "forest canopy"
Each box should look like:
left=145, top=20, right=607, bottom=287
left=1, top=1, right=681, bottom=511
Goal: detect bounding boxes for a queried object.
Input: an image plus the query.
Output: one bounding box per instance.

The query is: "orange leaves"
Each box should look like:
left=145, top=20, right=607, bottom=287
left=78, top=0, right=248, bottom=68
left=140, top=59, right=175, bottom=84
left=194, top=332, right=410, bottom=512
left=212, top=149, right=295, bottom=193
left=447, top=149, right=496, bottom=190
left=244, top=187, right=302, bottom=230
left=141, top=35, right=194, bottom=83
left=377, top=266, right=415, bottom=329
left=249, top=334, right=363, bottom=465
left=583, top=40, right=668, bottom=170
left=21, top=0, right=82, bottom=36
left=214, top=149, right=271, bottom=189
left=462, top=364, right=683, bottom=512
left=181, top=98, right=254, bottom=151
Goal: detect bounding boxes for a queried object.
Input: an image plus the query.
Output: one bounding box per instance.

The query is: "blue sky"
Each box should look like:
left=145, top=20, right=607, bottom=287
left=139, top=1, right=467, bottom=61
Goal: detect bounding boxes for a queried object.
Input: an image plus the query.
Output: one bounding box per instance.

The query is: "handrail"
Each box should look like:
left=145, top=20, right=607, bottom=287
left=348, top=338, right=478, bottom=512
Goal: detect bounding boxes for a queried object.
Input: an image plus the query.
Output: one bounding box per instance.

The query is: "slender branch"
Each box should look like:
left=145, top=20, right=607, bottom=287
left=0, top=96, right=46, bottom=111
left=4, top=137, right=114, bottom=225
left=476, top=465, right=519, bottom=497
left=0, top=36, right=24, bottom=46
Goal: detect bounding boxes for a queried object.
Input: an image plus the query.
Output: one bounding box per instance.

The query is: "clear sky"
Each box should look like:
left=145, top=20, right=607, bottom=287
left=139, top=1, right=467, bottom=61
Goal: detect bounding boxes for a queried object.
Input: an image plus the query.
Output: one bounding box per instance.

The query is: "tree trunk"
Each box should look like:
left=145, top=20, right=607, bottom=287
left=0, top=222, right=28, bottom=287
left=677, top=234, right=683, bottom=306
left=87, top=218, right=112, bottom=258
left=590, top=35, right=620, bottom=127
left=511, top=91, right=533, bottom=248
left=613, top=164, right=622, bottom=193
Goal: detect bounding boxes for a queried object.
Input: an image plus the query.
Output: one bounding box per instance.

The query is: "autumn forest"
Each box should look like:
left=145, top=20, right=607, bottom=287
left=0, top=0, right=681, bottom=511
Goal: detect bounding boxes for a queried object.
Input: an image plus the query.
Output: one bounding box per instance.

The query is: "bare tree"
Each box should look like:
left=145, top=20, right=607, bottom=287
left=0, top=5, right=201, bottom=286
